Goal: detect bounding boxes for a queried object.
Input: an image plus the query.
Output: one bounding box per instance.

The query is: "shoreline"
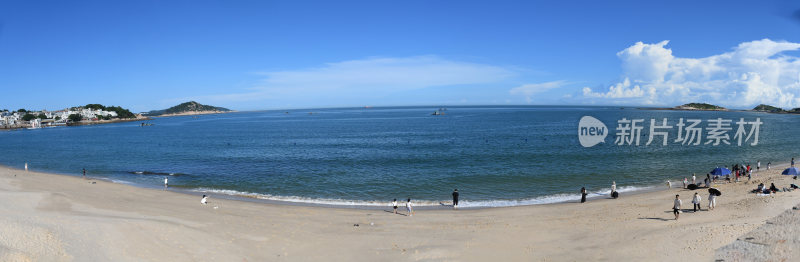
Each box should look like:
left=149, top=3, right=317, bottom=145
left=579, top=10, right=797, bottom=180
left=0, top=116, right=151, bottom=131
left=147, top=110, right=237, bottom=118
left=2, top=163, right=799, bottom=260
left=3, top=163, right=677, bottom=210
left=5, top=162, right=790, bottom=210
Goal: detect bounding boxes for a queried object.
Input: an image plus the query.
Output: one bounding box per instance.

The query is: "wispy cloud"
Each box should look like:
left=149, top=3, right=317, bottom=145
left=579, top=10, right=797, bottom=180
left=582, top=39, right=800, bottom=108
left=509, top=81, right=567, bottom=103
left=174, top=56, right=519, bottom=109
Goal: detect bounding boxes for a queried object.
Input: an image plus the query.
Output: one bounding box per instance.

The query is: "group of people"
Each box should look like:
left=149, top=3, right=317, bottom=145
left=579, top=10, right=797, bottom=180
left=388, top=189, right=460, bottom=216
left=672, top=191, right=717, bottom=220
left=391, top=198, right=415, bottom=216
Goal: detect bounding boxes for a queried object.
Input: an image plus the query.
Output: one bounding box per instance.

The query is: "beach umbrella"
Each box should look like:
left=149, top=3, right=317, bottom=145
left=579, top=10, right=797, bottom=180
left=709, top=167, right=731, bottom=176
left=708, top=188, right=722, bottom=196
left=781, top=167, right=800, bottom=176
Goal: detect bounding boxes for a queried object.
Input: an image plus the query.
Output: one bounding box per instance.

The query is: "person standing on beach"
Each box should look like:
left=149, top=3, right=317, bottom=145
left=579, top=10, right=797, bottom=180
left=82, top=168, right=86, bottom=179
left=24, top=162, right=28, bottom=172
left=673, top=195, right=682, bottom=220
left=768, top=162, right=771, bottom=170
left=164, top=177, right=168, bottom=188
left=792, top=158, right=795, bottom=167
left=666, top=180, right=671, bottom=189
left=683, top=177, right=688, bottom=188
left=580, top=187, right=587, bottom=203
left=392, top=199, right=398, bottom=214
left=692, top=193, right=701, bottom=212
left=452, top=189, right=459, bottom=209
left=611, top=181, right=616, bottom=193
left=406, top=198, right=414, bottom=217
left=757, top=161, right=761, bottom=171
left=692, top=174, right=696, bottom=185
left=708, top=192, right=716, bottom=210
left=201, top=195, right=208, bottom=205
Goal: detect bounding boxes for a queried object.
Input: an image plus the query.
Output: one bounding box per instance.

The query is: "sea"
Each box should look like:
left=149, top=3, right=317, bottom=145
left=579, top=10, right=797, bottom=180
left=1, top=106, right=798, bottom=208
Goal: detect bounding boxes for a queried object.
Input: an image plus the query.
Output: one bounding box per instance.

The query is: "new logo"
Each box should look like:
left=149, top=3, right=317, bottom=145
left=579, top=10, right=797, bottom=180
left=578, top=116, right=607, bottom=147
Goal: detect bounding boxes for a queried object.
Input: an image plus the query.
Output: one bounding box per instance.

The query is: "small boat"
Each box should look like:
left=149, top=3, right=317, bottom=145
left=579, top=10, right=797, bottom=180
left=431, top=108, right=447, bottom=116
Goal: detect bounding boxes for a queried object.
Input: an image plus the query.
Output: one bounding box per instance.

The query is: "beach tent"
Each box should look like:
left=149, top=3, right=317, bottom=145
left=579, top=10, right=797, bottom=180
left=709, top=167, right=731, bottom=176
left=781, top=167, right=800, bottom=176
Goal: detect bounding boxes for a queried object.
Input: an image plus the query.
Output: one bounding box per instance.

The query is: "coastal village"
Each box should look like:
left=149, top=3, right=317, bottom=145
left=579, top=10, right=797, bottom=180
left=0, top=105, right=140, bottom=129
left=1, top=101, right=231, bottom=130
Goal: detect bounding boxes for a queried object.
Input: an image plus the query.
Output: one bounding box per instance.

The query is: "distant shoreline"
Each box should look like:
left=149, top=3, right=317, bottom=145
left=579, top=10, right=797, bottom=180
left=639, top=106, right=800, bottom=115
left=148, top=110, right=238, bottom=118
left=0, top=115, right=151, bottom=131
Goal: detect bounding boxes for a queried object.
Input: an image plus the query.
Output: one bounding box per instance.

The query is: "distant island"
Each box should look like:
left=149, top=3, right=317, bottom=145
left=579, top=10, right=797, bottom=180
left=673, top=103, right=727, bottom=111
left=647, top=103, right=727, bottom=111
left=752, top=104, right=784, bottom=113
left=647, top=103, right=800, bottom=114
left=144, top=101, right=233, bottom=117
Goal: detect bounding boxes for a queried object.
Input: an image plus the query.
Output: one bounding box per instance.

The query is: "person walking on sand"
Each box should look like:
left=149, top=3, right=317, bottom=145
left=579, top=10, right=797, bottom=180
left=692, top=192, right=701, bottom=212
left=164, top=177, right=168, bottom=188
left=708, top=192, right=716, bottom=210
left=406, top=198, right=414, bottom=217
left=673, top=195, right=682, bottom=220
left=201, top=195, right=208, bottom=205
left=392, top=199, right=398, bottom=214
left=580, top=187, right=587, bottom=203
left=452, top=189, right=459, bottom=209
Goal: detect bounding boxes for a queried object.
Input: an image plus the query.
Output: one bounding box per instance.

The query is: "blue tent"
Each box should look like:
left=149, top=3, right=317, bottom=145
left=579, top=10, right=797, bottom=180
left=781, top=167, right=800, bottom=176
left=709, top=167, right=731, bottom=176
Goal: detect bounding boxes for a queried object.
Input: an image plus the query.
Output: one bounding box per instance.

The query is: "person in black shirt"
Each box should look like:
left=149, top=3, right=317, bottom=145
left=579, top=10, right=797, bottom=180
left=580, top=187, right=588, bottom=203
left=452, top=189, right=459, bottom=209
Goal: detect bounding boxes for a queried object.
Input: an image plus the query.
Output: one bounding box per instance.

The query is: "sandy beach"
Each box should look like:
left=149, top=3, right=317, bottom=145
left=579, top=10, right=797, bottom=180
left=1, top=165, right=798, bottom=261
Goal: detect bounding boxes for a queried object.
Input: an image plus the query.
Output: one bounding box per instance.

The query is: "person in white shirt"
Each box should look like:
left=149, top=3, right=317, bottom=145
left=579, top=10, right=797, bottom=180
left=164, top=177, right=168, bottom=188
left=406, top=198, right=414, bottom=217
left=666, top=180, right=671, bottom=189
left=611, top=181, right=616, bottom=193
left=673, top=195, right=682, bottom=220
left=692, top=174, right=696, bottom=185
left=201, top=195, right=208, bottom=205
left=708, top=192, right=717, bottom=210
left=692, top=193, right=701, bottom=212
left=683, top=177, right=688, bottom=188
left=392, top=199, right=398, bottom=214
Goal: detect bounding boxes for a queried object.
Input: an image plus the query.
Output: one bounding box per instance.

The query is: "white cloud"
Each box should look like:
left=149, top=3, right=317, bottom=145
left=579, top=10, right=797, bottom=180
left=509, top=80, right=566, bottom=103
left=583, top=39, right=800, bottom=108
left=176, top=56, right=517, bottom=109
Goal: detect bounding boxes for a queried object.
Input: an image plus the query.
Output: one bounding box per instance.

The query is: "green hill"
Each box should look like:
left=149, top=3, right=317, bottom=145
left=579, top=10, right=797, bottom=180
left=146, top=101, right=231, bottom=116
left=674, top=103, right=726, bottom=111
left=752, top=104, right=784, bottom=113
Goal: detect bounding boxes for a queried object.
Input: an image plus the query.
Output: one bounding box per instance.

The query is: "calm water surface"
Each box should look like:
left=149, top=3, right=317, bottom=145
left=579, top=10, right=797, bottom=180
left=2, top=106, right=798, bottom=207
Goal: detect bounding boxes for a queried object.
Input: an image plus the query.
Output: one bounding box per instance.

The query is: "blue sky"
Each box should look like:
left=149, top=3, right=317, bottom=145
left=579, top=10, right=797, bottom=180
left=2, top=0, right=800, bottom=112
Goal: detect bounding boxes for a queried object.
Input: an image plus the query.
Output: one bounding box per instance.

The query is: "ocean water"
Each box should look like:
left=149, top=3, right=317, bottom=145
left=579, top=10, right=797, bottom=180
left=1, top=106, right=798, bottom=207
